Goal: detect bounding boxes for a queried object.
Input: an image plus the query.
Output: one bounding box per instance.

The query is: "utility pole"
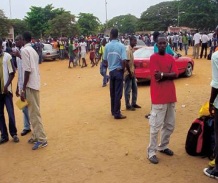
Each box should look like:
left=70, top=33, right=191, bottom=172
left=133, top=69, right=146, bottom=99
left=105, top=0, right=108, bottom=28
left=9, top=0, right=12, bottom=19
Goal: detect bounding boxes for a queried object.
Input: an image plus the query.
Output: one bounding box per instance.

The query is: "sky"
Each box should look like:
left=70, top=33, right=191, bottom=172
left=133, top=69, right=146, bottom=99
left=1, top=0, right=169, bottom=23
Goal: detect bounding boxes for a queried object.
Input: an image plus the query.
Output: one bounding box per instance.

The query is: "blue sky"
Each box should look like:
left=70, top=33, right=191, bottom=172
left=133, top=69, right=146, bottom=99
left=1, top=0, right=170, bottom=23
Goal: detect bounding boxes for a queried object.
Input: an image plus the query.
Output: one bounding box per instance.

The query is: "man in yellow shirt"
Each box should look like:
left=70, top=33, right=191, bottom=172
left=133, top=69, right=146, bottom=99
left=99, top=38, right=109, bottom=87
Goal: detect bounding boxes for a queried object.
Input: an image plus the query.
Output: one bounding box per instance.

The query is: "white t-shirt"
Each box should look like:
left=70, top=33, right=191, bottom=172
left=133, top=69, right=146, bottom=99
left=193, top=33, right=201, bottom=45
left=2, top=41, right=7, bottom=51
left=21, top=43, right=40, bottom=91
left=79, top=42, right=87, bottom=53
left=201, top=34, right=209, bottom=43
left=211, top=51, right=218, bottom=109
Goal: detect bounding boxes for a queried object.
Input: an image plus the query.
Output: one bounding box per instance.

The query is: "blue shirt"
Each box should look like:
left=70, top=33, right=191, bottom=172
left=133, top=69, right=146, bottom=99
left=154, top=43, right=174, bottom=56
left=103, top=40, right=127, bottom=72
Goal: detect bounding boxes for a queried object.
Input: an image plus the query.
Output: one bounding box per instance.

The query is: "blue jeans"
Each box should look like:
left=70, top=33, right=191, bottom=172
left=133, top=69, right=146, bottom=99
left=183, top=44, right=188, bottom=55
left=60, top=49, right=65, bottom=59
left=124, top=75, right=138, bottom=108
left=0, top=93, right=17, bottom=139
left=22, top=106, right=31, bottom=130
left=100, top=62, right=109, bottom=85
left=109, top=69, right=124, bottom=117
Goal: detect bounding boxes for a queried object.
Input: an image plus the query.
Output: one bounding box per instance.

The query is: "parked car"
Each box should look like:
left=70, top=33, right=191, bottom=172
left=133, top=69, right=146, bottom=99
left=42, top=43, right=59, bottom=61
left=124, top=39, right=146, bottom=50
left=134, top=47, right=194, bottom=82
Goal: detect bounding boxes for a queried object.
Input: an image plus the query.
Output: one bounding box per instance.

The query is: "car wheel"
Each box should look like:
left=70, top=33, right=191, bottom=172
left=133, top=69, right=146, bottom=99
left=184, top=63, right=193, bottom=77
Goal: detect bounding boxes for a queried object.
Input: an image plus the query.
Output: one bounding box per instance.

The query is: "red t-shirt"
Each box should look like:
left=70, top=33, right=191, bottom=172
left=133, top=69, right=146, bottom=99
left=150, top=53, right=179, bottom=104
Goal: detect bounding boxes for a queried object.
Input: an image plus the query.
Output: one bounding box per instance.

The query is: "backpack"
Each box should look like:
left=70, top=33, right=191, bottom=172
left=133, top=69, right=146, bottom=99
left=185, top=116, right=215, bottom=159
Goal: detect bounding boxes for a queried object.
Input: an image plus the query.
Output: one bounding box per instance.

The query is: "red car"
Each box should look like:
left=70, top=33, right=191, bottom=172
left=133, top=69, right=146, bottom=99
left=134, top=47, right=194, bottom=82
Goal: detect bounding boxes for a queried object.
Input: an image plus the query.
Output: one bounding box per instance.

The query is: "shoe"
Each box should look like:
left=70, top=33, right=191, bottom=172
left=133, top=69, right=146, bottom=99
left=126, top=106, right=135, bottom=111
left=12, top=135, right=19, bottom=143
left=0, top=138, right=9, bottom=144
left=209, top=159, right=215, bottom=168
left=132, top=104, right=141, bottom=108
left=114, top=115, right=127, bottom=119
left=28, top=138, right=37, bottom=144
left=145, top=114, right=151, bottom=119
left=148, top=155, right=159, bottom=164
left=159, top=148, right=174, bottom=156
left=203, top=167, right=218, bottom=179
left=32, top=141, right=48, bottom=150
left=102, top=84, right=106, bottom=87
left=21, top=129, right=31, bottom=136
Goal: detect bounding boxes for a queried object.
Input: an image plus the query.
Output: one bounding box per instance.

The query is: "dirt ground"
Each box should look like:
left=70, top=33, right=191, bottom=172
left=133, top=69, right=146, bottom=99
left=0, top=48, right=217, bottom=183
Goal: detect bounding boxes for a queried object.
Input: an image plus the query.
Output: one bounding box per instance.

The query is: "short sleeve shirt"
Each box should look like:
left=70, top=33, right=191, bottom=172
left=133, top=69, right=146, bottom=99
left=103, top=40, right=127, bottom=72
left=150, top=53, right=179, bottom=104
left=0, top=52, right=14, bottom=94
left=79, top=42, right=87, bottom=53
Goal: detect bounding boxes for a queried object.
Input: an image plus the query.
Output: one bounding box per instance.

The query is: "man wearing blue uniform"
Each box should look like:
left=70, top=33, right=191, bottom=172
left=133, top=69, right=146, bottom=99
left=103, top=29, right=127, bottom=119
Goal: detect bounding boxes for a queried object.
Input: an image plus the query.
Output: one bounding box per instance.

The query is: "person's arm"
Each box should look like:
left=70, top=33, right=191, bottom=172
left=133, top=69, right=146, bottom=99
left=4, top=73, right=14, bottom=94
left=209, top=87, right=218, bottom=115
left=125, top=49, right=132, bottom=77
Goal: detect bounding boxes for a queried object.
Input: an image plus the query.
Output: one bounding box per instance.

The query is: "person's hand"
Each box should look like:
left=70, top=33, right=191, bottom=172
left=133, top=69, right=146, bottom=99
left=20, top=90, right=26, bottom=102
left=14, top=50, right=21, bottom=59
left=154, top=71, right=162, bottom=81
left=16, top=88, right=20, bottom=97
left=209, top=102, right=215, bottom=116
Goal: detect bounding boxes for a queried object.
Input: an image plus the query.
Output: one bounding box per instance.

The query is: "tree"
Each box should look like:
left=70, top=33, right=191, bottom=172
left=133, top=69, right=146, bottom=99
left=9, top=19, right=28, bottom=37
left=25, top=4, right=68, bottom=38
left=139, top=1, right=178, bottom=31
left=46, top=11, right=78, bottom=38
left=138, top=0, right=218, bottom=31
left=77, top=13, right=100, bottom=36
left=0, top=10, right=10, bottom=38
left=107, top=14, right=138, bottom=34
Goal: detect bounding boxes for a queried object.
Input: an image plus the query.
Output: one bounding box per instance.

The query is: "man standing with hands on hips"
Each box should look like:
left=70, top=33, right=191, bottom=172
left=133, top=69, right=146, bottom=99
left=147, top=35, right=178, bottom=164
left=20, top=31, right=47, bottom=150
left=103, top=28, right=127, bottom=119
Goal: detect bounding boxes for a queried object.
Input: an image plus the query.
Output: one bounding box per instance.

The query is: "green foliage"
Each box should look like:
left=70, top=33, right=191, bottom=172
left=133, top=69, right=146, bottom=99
left=139, top=0, right=218, bottom=31
left=9, top=19, right=28, bottom=37
left=77, top=13, right=100, bottom=36
left=107, top=14, right=138, bottom=34
left=46, top=12, right=78, bottom=38
left=0, top=10, right=10, bottom=38
left=139, top=1, right=178, bottom=31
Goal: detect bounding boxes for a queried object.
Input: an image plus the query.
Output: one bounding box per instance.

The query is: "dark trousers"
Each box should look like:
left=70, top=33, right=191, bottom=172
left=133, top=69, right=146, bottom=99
left=109, top=69, right=124, bottom=117
left=0, top=93, right=17, bottom=139
left=200, top=43, right=208, bottom=58
left=124, top=75, right=137, bottom=108
left=214, top=108, right=218, bottom=170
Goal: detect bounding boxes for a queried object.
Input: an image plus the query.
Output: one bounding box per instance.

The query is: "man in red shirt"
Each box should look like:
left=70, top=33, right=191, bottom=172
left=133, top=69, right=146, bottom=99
left=147, top=35, right=179, bottom=164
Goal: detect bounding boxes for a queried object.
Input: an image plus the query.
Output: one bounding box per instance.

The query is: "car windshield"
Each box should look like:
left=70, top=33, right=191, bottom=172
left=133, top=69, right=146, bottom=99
left=124, top=39, right=146, bottom=46
left=134, top=48, right=154, bottom=58
left=43, top=44, right=52, bottom=50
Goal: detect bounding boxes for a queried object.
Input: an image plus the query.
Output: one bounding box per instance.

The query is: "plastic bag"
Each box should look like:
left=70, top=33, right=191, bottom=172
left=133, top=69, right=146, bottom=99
left=199, top=102, right=210, bottom=117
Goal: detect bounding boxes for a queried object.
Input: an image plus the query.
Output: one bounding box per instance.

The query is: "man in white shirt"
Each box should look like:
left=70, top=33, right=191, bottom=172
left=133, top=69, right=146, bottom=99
left=79, top=38, right=87, bottom=68
left=14, top=35, right=31, bottom=136
left=200, top=32, right=209, bottom=59
left=193, top=30, right=201, bottom=59
left=20, top=31, right=47, bottom=150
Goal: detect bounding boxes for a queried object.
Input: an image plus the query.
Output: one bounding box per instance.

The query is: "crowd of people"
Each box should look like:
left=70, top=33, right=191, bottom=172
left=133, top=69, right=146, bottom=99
left=0, top=26, right=218, bottom=180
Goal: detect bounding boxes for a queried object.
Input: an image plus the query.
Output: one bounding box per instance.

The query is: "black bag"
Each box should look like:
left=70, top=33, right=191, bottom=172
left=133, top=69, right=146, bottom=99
left=185, top=116, right=215, bottom=159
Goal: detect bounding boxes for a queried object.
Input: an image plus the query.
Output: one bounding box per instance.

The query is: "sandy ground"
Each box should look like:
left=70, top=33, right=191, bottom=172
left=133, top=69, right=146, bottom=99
left=0, top=48, right=217, bottom=183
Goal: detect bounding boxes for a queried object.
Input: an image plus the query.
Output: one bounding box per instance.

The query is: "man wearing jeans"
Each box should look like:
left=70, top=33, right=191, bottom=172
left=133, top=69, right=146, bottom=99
left=147, top=35, right=178, bottom=164
left=21, top=32, right=47, bottom=150
left=104, top=28, right=127, bottom=119
left=203, top=49, right=218, bottom=179
left=0, top=39, right=19, bottom=144
left=124, top=36, right=141, bottom=111
left=99, top=38, right=109, bottom=87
